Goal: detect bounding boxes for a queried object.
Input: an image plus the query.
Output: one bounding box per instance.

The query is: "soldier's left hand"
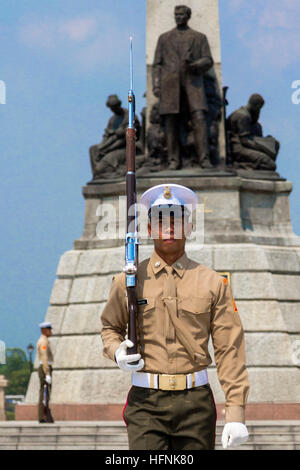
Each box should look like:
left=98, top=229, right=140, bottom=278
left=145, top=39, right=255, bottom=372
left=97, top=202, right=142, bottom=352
left=221, top=422, right=248, bottom=449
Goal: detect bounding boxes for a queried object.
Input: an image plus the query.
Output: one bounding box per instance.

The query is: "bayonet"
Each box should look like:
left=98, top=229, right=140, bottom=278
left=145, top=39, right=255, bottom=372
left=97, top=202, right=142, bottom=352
left=124, top=37, right=139, bottom=360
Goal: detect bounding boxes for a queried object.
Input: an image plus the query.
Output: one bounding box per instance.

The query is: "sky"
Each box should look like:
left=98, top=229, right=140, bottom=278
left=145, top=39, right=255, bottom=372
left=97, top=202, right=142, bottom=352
left=0, top=0, right=299, bottom=354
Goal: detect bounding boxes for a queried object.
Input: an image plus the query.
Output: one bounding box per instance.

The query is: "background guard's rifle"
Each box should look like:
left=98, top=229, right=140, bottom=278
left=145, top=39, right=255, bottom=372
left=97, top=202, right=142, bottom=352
left=42, top=382, right=54, bottom=423
left=124, top=38, right=139, bottom=361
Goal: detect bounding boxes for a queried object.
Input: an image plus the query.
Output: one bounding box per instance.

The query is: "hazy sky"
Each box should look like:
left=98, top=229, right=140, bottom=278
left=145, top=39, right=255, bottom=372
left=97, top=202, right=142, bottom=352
left=0, top=0, right=299, bottom=354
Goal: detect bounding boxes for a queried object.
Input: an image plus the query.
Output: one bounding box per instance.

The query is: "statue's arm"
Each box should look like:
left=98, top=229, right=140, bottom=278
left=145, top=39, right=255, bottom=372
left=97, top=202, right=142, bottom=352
left=189, top=56, right=213, bottom=73
left=189, top=34, right=213, bottom=73
left=102, top=117, right=116, bottom=139
left=235, top=114, right=260, bottom=150
left=115, top=111, right=129, bottom=138
left=152, top=36, right=163, bottom=97
left=240, top=135, right=260, bottom=150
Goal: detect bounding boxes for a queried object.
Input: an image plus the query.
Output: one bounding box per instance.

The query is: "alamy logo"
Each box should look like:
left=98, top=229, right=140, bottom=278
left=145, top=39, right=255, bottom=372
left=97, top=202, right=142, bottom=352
left=291, top=80, right=300, bottom=105
left=0, top=81, right=6, bottom=104
left=94, top=197, right=205, bottom=246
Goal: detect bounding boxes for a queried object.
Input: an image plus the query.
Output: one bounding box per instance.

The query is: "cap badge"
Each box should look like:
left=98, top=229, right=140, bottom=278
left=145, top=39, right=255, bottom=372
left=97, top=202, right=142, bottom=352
left=163, top=186, right=171, bottom=199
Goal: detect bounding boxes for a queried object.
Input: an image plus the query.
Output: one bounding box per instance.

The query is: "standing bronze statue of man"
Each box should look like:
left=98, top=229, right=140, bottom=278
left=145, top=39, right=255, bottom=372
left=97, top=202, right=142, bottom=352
left=152, top=5, right=214, bottom=169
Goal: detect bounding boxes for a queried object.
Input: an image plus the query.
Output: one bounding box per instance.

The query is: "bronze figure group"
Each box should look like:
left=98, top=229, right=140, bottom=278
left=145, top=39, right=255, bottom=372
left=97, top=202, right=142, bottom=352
left=89, top=5, right=280, bottom=181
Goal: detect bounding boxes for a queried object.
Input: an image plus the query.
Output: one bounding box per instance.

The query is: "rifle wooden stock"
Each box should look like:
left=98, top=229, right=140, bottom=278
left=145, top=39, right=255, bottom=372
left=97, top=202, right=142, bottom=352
left=125, top=127, right=138, bottom=360
left=127, top=287, right=138, bottom=356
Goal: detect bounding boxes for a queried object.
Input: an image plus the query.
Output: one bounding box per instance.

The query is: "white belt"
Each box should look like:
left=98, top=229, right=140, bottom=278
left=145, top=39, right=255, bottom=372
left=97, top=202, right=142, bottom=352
left=132, top=369, right=208, bottom=391
left=40, top=361, right=52, bottom=365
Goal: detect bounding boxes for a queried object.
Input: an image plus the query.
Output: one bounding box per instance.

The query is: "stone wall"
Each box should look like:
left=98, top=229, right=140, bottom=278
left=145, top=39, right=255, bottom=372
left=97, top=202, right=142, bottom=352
left=25, top=242, right=300, bottom=408
left=0, top=376, right=8, bottom=421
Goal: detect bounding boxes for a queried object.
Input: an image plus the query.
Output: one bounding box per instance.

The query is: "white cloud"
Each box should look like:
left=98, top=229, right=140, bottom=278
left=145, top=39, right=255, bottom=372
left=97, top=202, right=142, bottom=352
left=19, top=19, right=58, bottom=49
left=227, top=0, right=300, bottom=69
left=59, top=17, right=98, bottom=42
left=19, top=15, right=98, bottom=48
left=17, top=12, right=136, bottom=71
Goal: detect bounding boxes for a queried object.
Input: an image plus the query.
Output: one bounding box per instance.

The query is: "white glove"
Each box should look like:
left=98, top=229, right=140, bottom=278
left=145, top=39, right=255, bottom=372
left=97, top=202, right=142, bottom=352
left=115, top=340, right=144, bottom=372
left=222, top=422, right=248, bottom=449
left=45, top=375, right=52, bottom=385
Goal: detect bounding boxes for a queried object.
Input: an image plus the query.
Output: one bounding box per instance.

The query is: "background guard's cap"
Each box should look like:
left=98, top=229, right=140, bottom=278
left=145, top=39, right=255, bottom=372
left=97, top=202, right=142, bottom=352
left=39, top=322, right=52, bottom=329
left=140, top=183, right=198, bottom=215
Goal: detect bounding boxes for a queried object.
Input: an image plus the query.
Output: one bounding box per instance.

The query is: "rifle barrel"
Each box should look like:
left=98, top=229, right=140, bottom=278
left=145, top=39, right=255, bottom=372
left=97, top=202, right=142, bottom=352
left=124, top=38, right=138, bottom=360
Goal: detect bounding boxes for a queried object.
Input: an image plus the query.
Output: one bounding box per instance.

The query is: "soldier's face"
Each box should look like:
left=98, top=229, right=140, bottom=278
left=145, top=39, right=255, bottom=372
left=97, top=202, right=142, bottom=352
left=41, top=328, right=52, bottom=337
left=175, top=9, right=189, bottom=26
left=148, top=214, right=191, bottom=255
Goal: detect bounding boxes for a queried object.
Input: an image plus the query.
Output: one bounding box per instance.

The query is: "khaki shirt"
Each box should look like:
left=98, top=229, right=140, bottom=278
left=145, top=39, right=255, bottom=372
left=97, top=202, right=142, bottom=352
left=101, top=250, right=250, bottom=423
left=37, top=334, right=54, bottom=375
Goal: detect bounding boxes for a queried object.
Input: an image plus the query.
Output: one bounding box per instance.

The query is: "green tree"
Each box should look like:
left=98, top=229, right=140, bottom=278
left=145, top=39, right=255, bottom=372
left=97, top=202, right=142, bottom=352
left=1, top=348, right=31, bottom=395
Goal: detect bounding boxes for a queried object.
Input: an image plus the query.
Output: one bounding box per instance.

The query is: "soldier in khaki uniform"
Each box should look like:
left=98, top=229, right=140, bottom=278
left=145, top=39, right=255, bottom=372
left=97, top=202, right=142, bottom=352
left=37, top=322, right=54, bottom=423
left=101, top=183, right=250, bottom=450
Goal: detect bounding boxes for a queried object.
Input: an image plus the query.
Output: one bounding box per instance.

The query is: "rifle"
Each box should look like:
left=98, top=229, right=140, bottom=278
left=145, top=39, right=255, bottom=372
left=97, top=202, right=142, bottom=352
left=42, top=382, right=54, bottom=423
left=124, top=38, right=139, bottom=362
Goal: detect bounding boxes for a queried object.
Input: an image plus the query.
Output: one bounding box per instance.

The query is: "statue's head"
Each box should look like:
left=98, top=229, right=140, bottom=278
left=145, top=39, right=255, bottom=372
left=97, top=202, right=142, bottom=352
left=106, top=94, right=122, bottom=112
left=174, top=5, right=191, bottom=26
left=248, top=94, right=265, bottom=112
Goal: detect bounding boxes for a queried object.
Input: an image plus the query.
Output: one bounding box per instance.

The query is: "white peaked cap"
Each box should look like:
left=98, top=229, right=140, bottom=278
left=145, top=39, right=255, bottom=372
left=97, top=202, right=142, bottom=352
left=140, top=183, right=198, bottom=213
left=39, top=322, right=52, bottom=329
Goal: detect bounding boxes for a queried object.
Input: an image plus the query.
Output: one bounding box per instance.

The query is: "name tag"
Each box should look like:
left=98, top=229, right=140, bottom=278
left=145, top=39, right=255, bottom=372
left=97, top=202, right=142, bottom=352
left=137, top=298, right=148, bottom=306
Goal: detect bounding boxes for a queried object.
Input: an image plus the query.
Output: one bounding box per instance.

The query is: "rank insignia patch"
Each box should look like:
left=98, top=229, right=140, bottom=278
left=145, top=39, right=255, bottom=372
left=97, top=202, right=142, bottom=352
left=138, top=299, right=148, bottom=306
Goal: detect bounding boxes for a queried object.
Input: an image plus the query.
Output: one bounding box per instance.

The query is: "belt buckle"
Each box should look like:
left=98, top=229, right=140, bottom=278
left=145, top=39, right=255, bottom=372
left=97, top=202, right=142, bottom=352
left=160, top=374, right=186, bottom=391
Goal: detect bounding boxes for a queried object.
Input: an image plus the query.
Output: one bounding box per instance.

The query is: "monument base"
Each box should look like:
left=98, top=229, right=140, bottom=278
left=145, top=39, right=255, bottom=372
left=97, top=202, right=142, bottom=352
left=23, top=175, right=300, bottom=421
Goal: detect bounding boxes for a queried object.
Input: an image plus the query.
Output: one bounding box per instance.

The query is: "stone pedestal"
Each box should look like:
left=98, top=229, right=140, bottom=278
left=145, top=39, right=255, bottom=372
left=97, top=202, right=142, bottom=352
left=0, top=376, right=8, bottom=421
left=19, top=174, right=300, bottom=421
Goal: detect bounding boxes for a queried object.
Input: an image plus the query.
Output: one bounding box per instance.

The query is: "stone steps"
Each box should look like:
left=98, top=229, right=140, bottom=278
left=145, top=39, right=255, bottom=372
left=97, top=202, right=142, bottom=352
left=0, top=421, right=299, bottom=450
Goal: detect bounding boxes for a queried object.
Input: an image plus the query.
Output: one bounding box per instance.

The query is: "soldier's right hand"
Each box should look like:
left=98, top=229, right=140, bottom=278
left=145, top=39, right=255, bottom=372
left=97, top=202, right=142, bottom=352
left=45, top=375, right=52, bottom=385
left=115, top=340, right=144, bottom=372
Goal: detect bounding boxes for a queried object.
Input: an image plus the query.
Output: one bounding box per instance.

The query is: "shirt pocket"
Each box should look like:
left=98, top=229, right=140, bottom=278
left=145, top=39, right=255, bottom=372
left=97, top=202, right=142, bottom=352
left=180, top=296, right=211, bottom=315
left=179, top=296, right=212, bottom=340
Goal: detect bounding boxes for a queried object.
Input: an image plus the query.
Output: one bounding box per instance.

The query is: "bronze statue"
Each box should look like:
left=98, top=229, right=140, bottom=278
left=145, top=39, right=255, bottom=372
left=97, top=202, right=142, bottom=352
left=152, top=5, right=214, bottom=170
left=181, top=72, right=222, bottom=167
left=89, top=94, right=141, bottom=180
left=136, top=103, right=167, bottom=175
left=228, top=94, right=280, bottom=172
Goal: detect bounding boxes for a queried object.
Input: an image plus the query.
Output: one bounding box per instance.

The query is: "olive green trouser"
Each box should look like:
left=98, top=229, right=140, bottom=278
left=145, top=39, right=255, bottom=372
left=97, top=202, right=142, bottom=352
left=38, top=365, right=52, bottom=422
left=123, top=384, right=216, bottom=450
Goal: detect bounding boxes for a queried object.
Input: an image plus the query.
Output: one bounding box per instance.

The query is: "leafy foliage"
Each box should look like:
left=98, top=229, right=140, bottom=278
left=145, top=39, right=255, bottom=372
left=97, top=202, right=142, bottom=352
left=0, top=348, right=31, bottom=395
